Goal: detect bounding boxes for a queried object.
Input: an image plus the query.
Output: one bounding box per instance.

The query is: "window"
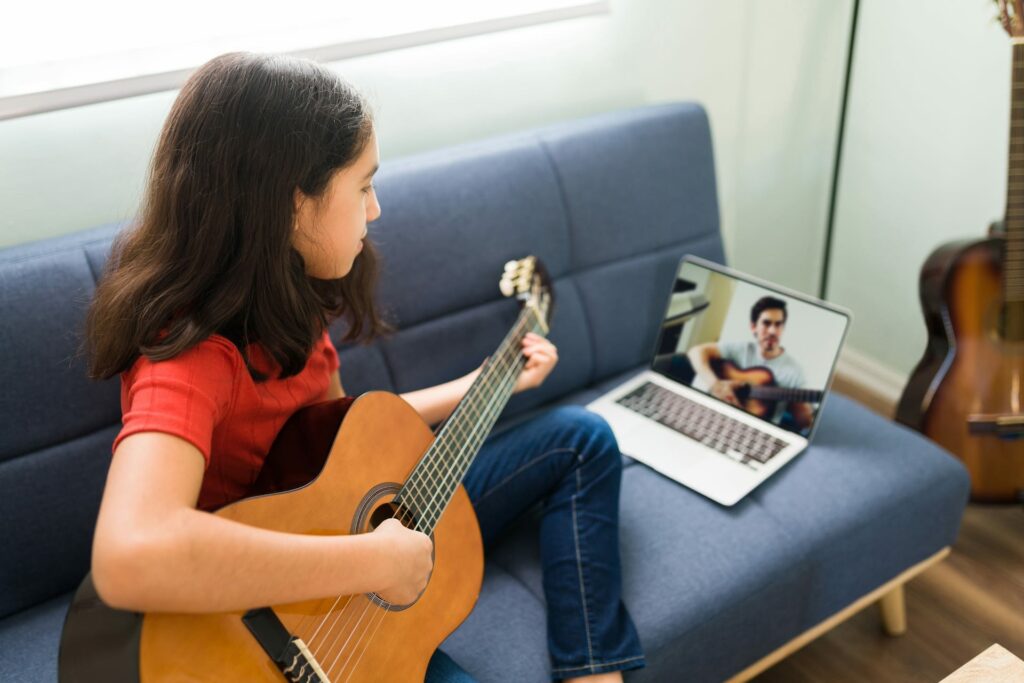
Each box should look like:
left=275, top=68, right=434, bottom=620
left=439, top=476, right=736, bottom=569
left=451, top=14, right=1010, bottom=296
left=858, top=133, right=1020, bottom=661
left=0, top=0, right=608, bottom=119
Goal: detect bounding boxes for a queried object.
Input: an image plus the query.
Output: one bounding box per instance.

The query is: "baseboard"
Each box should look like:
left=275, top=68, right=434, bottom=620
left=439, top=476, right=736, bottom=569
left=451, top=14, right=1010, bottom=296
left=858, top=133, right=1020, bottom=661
left=833, top=347, right=907, bottom=418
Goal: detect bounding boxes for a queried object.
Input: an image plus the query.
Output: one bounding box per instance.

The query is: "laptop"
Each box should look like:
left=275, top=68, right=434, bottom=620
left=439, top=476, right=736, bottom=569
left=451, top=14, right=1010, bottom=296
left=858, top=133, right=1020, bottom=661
left=586, top=255, right=852, bottom=506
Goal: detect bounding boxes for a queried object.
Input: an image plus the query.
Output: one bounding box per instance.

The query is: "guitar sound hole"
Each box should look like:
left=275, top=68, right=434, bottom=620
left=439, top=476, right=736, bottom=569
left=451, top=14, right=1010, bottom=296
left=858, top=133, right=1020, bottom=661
left=368, top=500, right=417, bottom=531
left=351, top=483, right=434, bottom=611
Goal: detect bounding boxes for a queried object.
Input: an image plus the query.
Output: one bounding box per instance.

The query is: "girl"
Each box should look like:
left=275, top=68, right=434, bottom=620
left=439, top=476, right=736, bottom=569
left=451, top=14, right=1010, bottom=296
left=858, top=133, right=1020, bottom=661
left=85, top=51, right=645, bottom=682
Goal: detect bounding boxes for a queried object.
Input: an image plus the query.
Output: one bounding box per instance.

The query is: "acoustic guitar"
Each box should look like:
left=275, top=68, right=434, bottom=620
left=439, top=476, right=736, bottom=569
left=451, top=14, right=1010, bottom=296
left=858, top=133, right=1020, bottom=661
left=895, top=4, right=1024, bottom=503
left=710, top=357, right=823, bottom=420
left=58, top=256, right=554, bottom=682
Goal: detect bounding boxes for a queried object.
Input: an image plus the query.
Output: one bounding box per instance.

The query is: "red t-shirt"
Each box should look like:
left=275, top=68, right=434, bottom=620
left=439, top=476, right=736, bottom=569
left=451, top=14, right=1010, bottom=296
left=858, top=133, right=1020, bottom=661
left=112, top=329, right=340, bottom=511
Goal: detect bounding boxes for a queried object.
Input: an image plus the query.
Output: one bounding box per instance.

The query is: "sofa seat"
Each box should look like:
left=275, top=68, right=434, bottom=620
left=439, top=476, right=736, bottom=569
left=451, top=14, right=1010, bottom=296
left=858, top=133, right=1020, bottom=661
left=0, top=593, right=73, bottom=682
left=438, top=369, right=969, bottom=682
left=0, top=371, right=968, bottom=683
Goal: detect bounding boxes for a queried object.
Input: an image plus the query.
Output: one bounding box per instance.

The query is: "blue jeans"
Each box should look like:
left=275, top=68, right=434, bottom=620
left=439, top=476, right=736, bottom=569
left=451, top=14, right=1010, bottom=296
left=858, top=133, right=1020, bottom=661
left=425, top=405, right=646, bottom=682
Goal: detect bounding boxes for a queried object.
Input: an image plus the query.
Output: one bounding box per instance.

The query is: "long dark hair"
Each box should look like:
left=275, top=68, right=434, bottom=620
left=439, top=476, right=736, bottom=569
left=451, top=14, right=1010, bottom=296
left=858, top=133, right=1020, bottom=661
left=84, top=51, right=390, bottom=382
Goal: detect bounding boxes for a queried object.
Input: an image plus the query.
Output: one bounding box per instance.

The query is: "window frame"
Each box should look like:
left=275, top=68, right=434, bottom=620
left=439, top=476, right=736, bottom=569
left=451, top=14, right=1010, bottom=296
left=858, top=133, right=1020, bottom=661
left=0, top=1, right=608, bottom=121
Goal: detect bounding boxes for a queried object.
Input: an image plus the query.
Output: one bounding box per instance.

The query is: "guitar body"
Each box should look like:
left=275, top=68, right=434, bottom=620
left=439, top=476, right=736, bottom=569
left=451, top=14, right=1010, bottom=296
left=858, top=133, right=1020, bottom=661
left=60, top=391, right=484, bottom=682
left=897, top=237, right=1024, bottom=502
left=710, top=358, right=778, bottom=418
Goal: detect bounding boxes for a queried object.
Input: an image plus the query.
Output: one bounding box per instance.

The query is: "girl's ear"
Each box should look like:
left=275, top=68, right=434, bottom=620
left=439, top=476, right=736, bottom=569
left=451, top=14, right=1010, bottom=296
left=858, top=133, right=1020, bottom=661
left=293, top=187, right=309, bottom=231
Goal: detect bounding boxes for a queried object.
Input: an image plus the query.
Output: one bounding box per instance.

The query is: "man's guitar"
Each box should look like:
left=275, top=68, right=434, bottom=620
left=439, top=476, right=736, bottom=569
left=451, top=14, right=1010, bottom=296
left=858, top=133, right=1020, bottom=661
left=58, top=256, right=554, bottom=682
left=709, top=358, right=822, bottom=419
left=895, top=1, right=1024, bottom=502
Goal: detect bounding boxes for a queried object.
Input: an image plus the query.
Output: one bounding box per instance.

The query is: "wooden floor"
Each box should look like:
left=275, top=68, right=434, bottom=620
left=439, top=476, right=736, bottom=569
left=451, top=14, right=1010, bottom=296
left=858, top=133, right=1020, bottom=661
left=751, top=384, right=1024, bottom=682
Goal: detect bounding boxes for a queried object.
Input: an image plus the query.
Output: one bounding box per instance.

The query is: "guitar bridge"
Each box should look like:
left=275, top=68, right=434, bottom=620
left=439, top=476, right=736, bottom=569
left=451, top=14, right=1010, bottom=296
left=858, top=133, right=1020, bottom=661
left=967, top=413, right=1024, bottom=438
left=242, top=608, right=331, bottom=682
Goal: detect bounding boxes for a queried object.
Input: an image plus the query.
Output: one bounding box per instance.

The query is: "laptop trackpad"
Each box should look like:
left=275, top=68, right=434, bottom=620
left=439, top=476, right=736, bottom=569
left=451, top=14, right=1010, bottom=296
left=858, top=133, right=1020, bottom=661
left=616, top=425, right=708, bottom=474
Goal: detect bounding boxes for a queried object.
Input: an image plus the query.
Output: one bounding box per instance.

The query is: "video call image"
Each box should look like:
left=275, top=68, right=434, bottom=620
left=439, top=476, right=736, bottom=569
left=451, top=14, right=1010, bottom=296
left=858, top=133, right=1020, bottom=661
left=653, top=261, right=849, bottom=436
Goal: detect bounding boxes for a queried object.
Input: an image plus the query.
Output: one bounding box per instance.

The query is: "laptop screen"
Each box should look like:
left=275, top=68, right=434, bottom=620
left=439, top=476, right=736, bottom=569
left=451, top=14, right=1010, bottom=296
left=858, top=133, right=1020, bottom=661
left=652, top=256, right=851, bottom=437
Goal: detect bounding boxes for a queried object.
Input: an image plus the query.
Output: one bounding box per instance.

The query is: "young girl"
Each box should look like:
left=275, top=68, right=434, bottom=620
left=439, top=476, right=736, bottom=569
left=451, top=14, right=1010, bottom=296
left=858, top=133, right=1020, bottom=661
left=86, top=51, right=645, bottom=683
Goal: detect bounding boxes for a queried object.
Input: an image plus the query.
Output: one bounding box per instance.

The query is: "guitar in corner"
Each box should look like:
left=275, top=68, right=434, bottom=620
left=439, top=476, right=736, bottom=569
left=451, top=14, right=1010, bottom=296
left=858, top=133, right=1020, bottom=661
left=58, top=256, right=555, bottom=682
left=895, top=3, right=1024, bottom=503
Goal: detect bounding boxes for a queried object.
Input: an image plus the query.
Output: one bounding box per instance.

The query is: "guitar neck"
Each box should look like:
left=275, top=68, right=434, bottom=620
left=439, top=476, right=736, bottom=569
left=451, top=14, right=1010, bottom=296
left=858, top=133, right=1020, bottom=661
left=1005, top=43, right=1024, bottom=337
left=746, top=386, right=823, bottom=404
left=397, top=304, right=546, bottom=534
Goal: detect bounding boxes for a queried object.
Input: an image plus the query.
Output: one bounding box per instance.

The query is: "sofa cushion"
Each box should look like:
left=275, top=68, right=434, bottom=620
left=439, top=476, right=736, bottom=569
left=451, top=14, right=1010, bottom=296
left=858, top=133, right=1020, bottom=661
left=536, top=104, right=720, bottom=273
left=437, top=369, right=970, bottom=682
left=336, top=101, right=726, bottom=408
left=0, top=592, right=71, bottom=682
left=0, top=377, right=970, bottom=683
left=0, top=103, right=726, bottom=620
left=746, top=393, right=971, bottom=627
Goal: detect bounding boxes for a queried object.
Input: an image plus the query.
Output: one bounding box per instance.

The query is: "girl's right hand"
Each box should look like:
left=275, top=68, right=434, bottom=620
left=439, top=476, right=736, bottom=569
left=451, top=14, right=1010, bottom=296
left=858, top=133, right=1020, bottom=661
left=371, top=517, right=434, bottom=605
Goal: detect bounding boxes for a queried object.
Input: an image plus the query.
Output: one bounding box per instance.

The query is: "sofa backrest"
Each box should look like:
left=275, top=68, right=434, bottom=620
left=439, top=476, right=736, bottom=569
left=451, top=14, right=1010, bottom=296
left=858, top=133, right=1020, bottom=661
left=0, top=102, right=724, bottom=618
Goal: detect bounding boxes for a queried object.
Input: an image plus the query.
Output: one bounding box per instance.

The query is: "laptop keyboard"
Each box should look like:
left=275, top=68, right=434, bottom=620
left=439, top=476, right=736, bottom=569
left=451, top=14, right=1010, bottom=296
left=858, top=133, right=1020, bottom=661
left=615, top=381, right=788, bottom=466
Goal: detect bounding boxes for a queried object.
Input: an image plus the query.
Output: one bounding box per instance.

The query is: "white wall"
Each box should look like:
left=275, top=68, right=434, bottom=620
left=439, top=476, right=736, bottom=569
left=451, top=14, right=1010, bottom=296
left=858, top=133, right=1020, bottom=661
left=0, top=0, right=851, bottom=294
left=827, top=0, right=1009, bottom=376
left=6, top=0, right=1008, bottom=387
left=2, top=0, right=886, bottom=385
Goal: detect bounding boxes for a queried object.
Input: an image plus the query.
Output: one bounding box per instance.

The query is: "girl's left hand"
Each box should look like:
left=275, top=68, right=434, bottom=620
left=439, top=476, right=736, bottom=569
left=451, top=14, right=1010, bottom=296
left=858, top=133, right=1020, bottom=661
left=514, top=333, right=559, bottom=394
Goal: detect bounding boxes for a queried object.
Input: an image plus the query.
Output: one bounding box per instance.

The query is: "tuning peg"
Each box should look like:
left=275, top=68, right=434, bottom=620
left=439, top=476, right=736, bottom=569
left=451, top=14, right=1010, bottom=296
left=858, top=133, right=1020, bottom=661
left=504, top=259, right=519, bottom=274
left=499, top=277, right=515, bottom=297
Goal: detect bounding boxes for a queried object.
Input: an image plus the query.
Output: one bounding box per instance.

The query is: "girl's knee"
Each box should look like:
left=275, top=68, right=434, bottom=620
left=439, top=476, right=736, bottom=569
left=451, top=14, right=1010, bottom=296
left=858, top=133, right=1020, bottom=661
left=550, top=406, right=620, bottom=465
left=552, top=405, right=611, bottom=436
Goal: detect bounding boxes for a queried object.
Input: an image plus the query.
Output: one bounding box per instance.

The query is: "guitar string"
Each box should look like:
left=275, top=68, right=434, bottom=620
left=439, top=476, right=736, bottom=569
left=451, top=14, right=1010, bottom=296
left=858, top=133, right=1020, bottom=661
left=325, top=313, right=532, bottom=680
left=297, top=581, right=358, bottom=655
left=307, top=593, right=360, bottom=669
left=302, top=312, right=529, bottom=659
left=326, top=335, right=528, bottom=682
left=333, top=341, right=527, bottom=682
left=406, top=306, right=538, bottom=530
left=325, top=312, right=536, bottom=681
left=301, top=309, right=532, bottom=679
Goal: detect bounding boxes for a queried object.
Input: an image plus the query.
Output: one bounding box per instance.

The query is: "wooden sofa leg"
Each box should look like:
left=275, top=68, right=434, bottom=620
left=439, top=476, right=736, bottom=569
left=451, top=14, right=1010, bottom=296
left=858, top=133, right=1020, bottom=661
left=878, top=584, right=907, bottom=635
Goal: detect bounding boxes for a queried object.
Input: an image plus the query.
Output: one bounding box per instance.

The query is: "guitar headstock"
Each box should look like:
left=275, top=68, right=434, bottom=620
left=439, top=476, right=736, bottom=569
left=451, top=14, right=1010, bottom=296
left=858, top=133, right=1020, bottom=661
left=499, top=255, right=555, bottom=333
left=997, top=0, right=1024, bottom=39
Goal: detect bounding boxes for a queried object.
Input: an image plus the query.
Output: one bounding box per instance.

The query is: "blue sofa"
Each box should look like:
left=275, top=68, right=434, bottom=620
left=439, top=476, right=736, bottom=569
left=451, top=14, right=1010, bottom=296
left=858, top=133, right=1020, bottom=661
left=0, top=102, right=970, bottom=682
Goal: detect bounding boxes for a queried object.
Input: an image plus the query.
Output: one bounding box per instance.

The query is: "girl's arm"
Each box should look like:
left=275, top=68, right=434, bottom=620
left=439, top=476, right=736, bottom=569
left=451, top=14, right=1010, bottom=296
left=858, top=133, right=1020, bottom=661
left=91, top=431, right=430, bottom=613
left=399, top=333, right=559, bottom=427
left=323, top=358, right=474, bottom=428
left=400, top=367, right=483, bottom=428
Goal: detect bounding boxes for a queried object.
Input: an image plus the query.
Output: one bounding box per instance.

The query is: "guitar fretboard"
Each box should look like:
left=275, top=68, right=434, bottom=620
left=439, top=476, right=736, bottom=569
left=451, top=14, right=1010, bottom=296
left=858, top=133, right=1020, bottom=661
left=1005, top=43, right=1024, bottom=338
left=395, top=304, right=546, bottom=535
left=746, top=386, right=824, bottom=404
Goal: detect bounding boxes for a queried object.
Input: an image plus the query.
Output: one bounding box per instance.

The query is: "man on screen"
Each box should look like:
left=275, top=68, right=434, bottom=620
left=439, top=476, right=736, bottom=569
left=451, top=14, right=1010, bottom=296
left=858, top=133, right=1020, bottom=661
left=687, top=296, right=813, bottom=432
